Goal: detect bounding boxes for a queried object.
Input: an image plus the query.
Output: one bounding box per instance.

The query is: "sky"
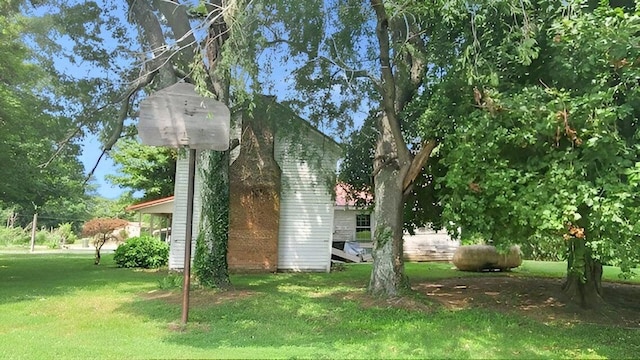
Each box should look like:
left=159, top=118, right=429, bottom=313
left=79, top=135, right=123, bottom=199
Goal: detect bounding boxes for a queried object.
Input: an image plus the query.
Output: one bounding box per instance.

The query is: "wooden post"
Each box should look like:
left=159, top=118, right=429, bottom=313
left=29, top=213, right=37, bottom=253
left=181, top=148, right=197, bottom=326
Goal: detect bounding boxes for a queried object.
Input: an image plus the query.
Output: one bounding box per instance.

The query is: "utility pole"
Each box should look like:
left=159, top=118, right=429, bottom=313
left=29, top=213, right=38, bottom=253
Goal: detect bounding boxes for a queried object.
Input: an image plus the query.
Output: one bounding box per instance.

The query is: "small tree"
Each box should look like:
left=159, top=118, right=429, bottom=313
left=82, top=218, right=128, bottom=265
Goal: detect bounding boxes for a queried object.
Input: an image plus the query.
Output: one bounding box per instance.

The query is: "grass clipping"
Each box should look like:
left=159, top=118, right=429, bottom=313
left=452, top=245, right=522, bottom=271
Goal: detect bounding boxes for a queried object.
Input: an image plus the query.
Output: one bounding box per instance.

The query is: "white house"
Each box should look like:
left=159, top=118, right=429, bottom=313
left=168, top=97, right=342, bottom=272
left=128, top=97, right=456, bottom=270
left=125, top=196, right=174, bottom=241
left=331, top=183, right=460, bottom=262
left=128, top=179, right=458, bottom=270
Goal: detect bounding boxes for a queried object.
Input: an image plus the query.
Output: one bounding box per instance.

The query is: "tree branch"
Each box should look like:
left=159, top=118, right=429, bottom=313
left=205, top=0, right=231, bottom=102
left=392, top=16, right=428, bottom=110
left=82, top=69, right=158, bottom=187
left=38, top=126, right=83, bottom=169
left=402, top=139, right=438, bottom=193
left=82, top=149, right=107, bottom=187
left=127, top=0, right=177, bottom=88
left=372, top=154, right=399, bottom=178
left=370, top=0, right=411, bottom=164
left=263, top=34, right=380, bottom=89
left=152, top=0, right=197, bottom=66
left=82, top=1, right=237, bottom=189
left=103, top=69, right=158, bottom=152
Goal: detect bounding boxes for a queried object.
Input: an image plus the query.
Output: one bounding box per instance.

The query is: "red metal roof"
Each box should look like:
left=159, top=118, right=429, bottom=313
left=335, top=183, right=373, bottom=207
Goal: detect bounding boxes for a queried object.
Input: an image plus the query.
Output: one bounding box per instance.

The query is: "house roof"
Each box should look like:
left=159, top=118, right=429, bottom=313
left=126, top=185, right=371, bottom=214
left=334, top=183, right=373, bottom=208
left=231, top=95, right=343, bottom=156
left=126, top=196, right=175, bottom=214
left=264, top=96, right=342, bottom=153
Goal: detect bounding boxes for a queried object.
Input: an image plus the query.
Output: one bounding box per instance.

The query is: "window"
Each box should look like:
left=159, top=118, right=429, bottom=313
left=355, top=214, right=371, bottom=241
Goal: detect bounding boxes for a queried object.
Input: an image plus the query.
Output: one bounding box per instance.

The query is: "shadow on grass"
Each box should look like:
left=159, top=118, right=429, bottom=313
left=3, top=255, right=637, bottom=358
left=116, top=268, right=637, bottom=359
left=0, top=253, right=163, bottom=305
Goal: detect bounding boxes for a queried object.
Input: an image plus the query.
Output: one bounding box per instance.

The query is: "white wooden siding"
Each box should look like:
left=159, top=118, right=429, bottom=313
left=403, top=228, right=460, bottom=262
left=332, top=208, right=376, bottom=243
left=169, top=150, right=203, bottom=270
left=275, top=135, right=340, bottom=272
left=168, top=109, right=340, bottom=272
left=333, top=209, right=355, bottom=242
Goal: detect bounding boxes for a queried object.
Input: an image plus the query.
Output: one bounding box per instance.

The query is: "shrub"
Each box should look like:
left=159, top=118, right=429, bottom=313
left=35, top=229, right=56, bottom=246
left=158, top=273, right=183, bottom=289
left=46, top=237, right=60, bottom=249
left=0, top=226, right=30, bottom=246
left=113, top=236, right=169, bottom=269
left=55, top=223, right=77, bottom=245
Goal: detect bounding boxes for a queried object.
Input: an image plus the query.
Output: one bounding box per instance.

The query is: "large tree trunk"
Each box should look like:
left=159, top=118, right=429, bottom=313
left=368, top=1, right=430, bottom=297
left=127, top=0, right=234, bottom=287
left=369, top=114, right=410, bottom=296
left=193, top=1, right=232, bottom=287
left=369, top=168, right=408, bottom=296
left=562, top=237, right=604, bottom=308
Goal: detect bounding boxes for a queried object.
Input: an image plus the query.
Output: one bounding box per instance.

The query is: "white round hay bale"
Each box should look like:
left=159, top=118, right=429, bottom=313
left=452, top=245, right=522, bottom=271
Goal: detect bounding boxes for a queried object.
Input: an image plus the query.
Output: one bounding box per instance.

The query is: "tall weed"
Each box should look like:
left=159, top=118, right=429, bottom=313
left=0, top=226, right=30, bottom=246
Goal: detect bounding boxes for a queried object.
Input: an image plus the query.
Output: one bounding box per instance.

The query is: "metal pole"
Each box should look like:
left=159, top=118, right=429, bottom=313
left=29, top=213, right=38, bottom=253
left=181, top=148, right=197, bottom=326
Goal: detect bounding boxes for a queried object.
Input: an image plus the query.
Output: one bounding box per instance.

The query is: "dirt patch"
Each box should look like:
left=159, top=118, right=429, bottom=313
left=140, top=288, right=255, bottom=307
left=167, top=321, right=211, bottom=333
left=413, top=275, right=640, bottom=328
left=138, top=276, right=639, bottom=328
left=340, top=291, right=434, bottom=313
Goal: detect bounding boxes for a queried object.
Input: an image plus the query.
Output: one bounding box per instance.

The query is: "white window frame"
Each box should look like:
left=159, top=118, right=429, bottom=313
left=355, top=213, right=372, bottom=241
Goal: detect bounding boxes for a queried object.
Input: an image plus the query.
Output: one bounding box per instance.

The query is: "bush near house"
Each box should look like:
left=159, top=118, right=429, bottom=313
left=113, top=236, right=169, bottom=269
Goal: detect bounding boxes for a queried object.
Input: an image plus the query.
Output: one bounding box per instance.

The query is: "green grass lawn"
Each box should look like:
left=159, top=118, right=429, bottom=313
left=0, top=254, right=638, bottom=359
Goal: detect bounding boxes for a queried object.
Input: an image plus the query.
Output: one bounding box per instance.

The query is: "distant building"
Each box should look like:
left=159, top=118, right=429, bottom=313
left=332, top=183, right=459, bottom=262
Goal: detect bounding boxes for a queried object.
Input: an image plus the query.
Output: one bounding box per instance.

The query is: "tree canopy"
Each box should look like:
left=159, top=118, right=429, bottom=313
left=0, top=4, right=87, bottom=226
left=106, top=138, right=176, bottom=201
left=416, top=2, right=640, bottom=307
left=336, top=1, right=639, bottom=306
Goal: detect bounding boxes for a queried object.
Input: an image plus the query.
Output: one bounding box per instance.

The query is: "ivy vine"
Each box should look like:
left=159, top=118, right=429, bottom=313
left=193, top=150, right=232, bottom=289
